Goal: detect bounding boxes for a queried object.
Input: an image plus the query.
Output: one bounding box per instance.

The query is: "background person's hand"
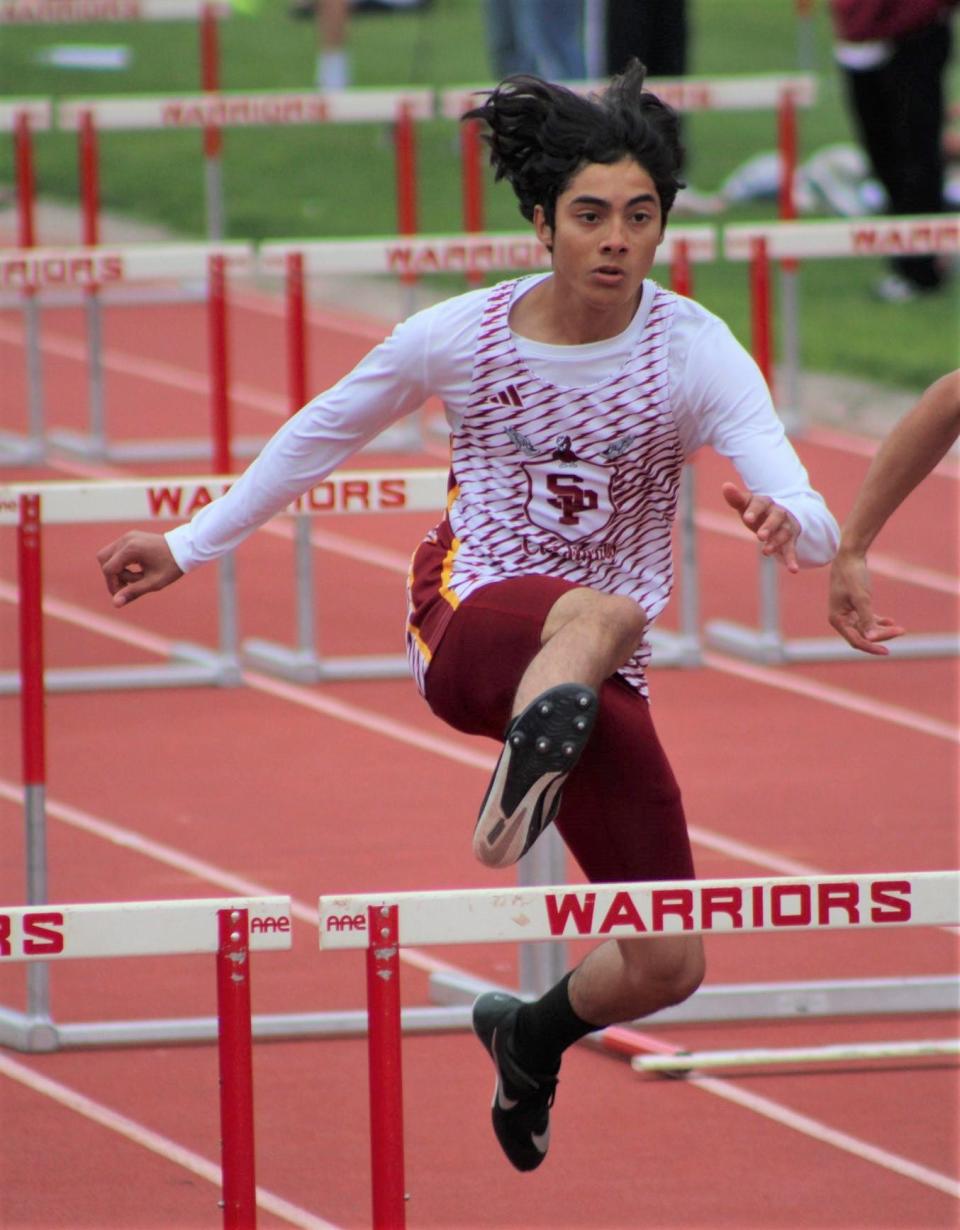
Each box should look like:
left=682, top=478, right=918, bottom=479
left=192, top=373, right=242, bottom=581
left=828, top=550, right=905, bottom=655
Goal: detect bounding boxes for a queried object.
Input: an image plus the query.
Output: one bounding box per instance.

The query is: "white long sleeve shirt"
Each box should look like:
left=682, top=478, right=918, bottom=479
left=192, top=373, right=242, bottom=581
left=167, top=276, right=839, bottom=574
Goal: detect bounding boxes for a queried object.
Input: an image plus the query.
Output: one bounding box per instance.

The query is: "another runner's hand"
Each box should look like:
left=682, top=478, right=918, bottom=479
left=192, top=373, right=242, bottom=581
left=97, top=531, right=183, bottom=607
left=721, top=482, right=801, bottom=573
left=828, top=549, right=905, bottom=656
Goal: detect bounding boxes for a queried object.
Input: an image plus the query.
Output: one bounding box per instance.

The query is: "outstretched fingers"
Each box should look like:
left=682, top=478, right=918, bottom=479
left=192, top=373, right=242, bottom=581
left=721, top=482, right=801, bottom=573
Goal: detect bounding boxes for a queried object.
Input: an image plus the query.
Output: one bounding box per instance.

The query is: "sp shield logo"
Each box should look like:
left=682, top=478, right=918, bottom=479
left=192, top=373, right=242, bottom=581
left=522, top=439, right=616, bottom=543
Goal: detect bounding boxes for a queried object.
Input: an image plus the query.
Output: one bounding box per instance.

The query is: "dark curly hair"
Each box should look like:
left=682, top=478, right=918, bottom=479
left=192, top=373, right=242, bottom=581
left=463, top=60, right=684, bottom=231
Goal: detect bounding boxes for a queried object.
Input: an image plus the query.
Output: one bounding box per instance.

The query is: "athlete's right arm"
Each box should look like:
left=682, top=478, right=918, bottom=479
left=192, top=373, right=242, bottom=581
left=96, top=291, right=481, bottom=606
left=97, top=531, right=184, bottom=607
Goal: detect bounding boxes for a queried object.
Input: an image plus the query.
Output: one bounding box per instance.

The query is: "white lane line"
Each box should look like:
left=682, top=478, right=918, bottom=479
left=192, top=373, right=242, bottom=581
left=0, top=320, right=288, bottom=419
left=0, top=1052, right=343, bottom=1230
left=2, top=778, right=956, bottom=1201
left=694, top=1074, right=960, bottom=1199
left=702, top=649, right=959, bottom=744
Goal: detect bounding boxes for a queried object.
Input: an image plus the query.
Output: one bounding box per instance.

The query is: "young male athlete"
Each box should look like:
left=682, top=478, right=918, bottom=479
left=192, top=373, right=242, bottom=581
left=98, top=64, right=840, bottom=1172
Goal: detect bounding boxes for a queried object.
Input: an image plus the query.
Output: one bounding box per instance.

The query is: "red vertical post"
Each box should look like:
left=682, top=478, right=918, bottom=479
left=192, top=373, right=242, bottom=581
left=216, top=907, right=257, bottom=1230
left=201, top=5, right=223, bottom=161
left=286, top=251, right=307, bottom=416
left=79, top=110, right=100, bottom=247
left=208, top=253, right=233, bottom=474
left=750, top=236, right=774, bottom=393
left=366, top=904, right=405, bottom=1230
left=14, top=112, right=36, bottom=249
left=394, top=102, right=418, bottom=237
left=460, top=117, right=485, bottom=287
left=200, top=2, right=221, bottom=91
left=670, top=238, right=691, bottom=298
left=18, top=495, right=45, bottom=790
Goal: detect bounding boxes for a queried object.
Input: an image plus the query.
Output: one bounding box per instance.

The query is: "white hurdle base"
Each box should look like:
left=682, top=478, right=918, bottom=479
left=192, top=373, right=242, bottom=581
left=429, top=972, right=960, bottom=1025
left=706, top=620, right=960, bottom=664
left=0, top=1002, right=475, bottom=1052
left=0, top=644, right=242, bottom=696
left=241, top=643, right=410, bottom=684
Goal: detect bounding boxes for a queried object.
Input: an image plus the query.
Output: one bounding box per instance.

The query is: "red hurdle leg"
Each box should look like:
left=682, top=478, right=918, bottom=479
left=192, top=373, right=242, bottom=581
left=394, top=103, right=419, bottom=238
left=750, top=236, right=774, bottom=395
left=460, top=117, right=485, bottom=287
left=14, top=112, right=36, bottom=249
left=216, top=907, right=257, bottom=1230
left=79, top=110, right=100, bottom=247
left=285, top=251, right=308, bottom=415
left=670, top=238, right=692, bottom=298
left=366, top=904, right=405, bottom=1229
left=208, top=253, right=233, bottom=474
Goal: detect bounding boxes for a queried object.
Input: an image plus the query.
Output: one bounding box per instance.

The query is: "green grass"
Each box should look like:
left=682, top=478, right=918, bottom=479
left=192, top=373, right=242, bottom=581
left=1, top=0, right=956, bottom=391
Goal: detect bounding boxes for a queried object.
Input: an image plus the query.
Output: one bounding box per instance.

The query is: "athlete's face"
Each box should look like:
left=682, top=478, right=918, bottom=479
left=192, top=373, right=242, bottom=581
left=534, top=158, right=665, bottom=316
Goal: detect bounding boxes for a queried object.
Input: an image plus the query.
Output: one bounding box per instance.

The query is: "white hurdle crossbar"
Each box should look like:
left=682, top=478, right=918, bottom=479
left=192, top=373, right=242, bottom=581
left=319, top=871, right=960, bottom=1230
left=712, top=215, right=960, bottom=666
left=57, top=87, right=433, bottom=243
left=0, top=894, right=292, bottom=1230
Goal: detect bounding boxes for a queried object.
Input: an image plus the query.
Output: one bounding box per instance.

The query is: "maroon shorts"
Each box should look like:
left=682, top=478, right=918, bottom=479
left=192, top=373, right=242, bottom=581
left=423, top=575, right=695, bottom=885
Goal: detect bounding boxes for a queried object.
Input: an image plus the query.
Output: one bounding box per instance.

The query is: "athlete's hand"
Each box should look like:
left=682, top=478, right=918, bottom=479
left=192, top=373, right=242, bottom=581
left=97, top=531, right=183, bottom=607
left=828, top=549, right=905, bottom=655
left=721, top=482, right=801, bottom=573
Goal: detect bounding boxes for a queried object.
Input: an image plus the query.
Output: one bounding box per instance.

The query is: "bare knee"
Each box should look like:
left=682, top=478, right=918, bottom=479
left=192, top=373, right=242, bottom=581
left=542, top=589, right=647, bottom=662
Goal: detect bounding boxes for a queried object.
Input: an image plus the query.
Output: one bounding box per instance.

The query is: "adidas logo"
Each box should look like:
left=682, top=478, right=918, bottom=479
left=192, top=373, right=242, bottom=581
left=491, top=384, right=524, bottom=408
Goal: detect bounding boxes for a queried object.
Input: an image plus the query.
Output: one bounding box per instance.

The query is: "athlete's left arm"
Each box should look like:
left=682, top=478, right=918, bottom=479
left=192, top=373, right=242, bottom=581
left=674, top=317, right=839, bottom=569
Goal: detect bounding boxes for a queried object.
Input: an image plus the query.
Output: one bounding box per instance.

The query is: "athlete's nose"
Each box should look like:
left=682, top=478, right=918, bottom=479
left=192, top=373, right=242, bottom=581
left=600, top=219, right=629, bottom=254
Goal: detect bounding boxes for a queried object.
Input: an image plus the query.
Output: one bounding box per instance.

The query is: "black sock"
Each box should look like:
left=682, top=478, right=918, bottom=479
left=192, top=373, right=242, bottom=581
left=512, top=972, right=600, bottom=1075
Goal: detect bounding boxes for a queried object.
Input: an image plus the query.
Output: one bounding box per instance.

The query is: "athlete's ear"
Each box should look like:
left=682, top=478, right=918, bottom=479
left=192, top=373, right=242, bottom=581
left=533, top=204, right=554, bottom=254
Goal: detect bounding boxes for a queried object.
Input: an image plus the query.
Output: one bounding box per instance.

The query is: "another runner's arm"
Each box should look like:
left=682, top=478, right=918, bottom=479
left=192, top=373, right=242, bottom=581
left=675, top=316, right=839, bottom=569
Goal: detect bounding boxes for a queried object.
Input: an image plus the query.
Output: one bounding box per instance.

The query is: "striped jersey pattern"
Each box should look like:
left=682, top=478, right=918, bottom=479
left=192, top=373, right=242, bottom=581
left=406, top=278, right=684, bottom=698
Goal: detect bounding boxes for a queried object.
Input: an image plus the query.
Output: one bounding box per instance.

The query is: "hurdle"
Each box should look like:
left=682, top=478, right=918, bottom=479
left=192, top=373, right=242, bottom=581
left=320, top=871, right=960, bottom=1228
left=244, top=227, right=716, bottom=684
left=0, top=100, right=53, bottom=466
left=56, top=87, right=433, bottom=244
left=0, top=894, right=292, bottom=1229
left=0, top=241, right=254, bottom=465
left=0, top=486, right=244, bottom=694
left=707, top=214, right=960, bottom=666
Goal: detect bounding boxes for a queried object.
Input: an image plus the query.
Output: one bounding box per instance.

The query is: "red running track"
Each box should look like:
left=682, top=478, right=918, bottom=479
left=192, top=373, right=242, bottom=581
left=0, top=285, right=958, bottom=1229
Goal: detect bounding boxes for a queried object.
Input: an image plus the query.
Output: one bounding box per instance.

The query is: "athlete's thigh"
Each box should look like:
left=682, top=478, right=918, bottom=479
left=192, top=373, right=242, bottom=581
left=423, top=574, right=580, bottom=739
left=556, top=676, right=694, bottom=884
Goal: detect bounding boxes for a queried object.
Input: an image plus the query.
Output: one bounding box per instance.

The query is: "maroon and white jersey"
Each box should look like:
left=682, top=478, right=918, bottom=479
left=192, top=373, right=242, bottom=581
left=407, top=279, right=682, bottom=696
left=165, top=274, right=839, bottom=700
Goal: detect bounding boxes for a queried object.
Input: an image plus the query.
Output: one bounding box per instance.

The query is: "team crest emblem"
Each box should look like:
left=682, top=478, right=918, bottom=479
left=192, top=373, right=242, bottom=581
left=522, top=437, right=617, bottom=543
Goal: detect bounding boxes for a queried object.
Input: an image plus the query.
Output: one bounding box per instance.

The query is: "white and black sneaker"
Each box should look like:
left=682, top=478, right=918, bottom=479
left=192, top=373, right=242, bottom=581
left=473, top=992, right=558, bottom=1172
left=473, top=683, right=597, bottom=868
